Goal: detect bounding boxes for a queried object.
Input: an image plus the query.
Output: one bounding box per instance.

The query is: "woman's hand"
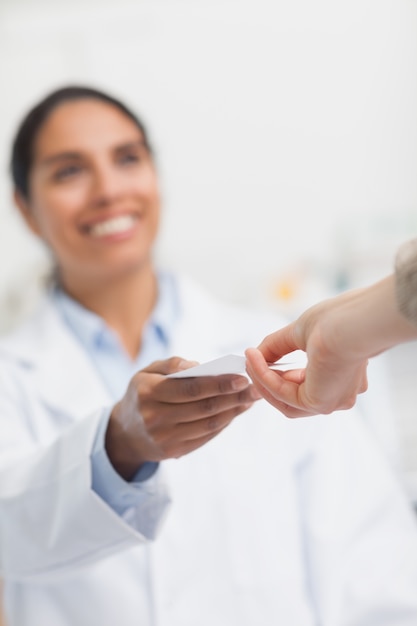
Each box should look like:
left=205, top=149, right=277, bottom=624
left=106, top=356, right=260, bottom=479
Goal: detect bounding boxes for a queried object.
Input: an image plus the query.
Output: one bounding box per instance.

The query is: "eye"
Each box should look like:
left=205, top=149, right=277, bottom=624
left=53, top=164, right=83, bottom=181
left=117, top=152, right=141, bottom=166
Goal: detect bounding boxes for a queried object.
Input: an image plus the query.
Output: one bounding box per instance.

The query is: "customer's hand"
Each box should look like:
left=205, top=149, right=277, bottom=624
left=245, top=331, right=368, bottom=419
left=246, top=276, right=417, bottom=418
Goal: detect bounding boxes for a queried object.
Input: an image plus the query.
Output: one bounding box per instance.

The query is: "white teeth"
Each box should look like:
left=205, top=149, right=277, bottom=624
left=89, top=215, right=136, bottom=237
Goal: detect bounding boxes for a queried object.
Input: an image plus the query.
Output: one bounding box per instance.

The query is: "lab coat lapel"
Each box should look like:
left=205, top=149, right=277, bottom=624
left=0, top=296, right=111, bottom=416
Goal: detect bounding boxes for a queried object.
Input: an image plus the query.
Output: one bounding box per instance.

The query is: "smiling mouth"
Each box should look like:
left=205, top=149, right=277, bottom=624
left=88, top=214, right=138, bottom=238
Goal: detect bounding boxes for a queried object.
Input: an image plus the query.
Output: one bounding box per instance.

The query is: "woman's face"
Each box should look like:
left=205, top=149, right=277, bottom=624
left=19, top=98, right=161, bottom=286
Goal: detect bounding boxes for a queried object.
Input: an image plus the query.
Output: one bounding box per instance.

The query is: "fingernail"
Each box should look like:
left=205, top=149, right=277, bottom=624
left=232, top=377, right=249, bottom=391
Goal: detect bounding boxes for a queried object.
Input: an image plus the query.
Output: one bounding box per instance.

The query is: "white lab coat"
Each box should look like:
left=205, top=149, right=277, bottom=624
left=0, top=274, right=417, bottom=626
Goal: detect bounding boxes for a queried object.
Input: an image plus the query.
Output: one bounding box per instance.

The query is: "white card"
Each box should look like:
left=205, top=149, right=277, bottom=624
left=167, top=353, right=301, bottom=379
left=168, top=354, right=246, bottom=378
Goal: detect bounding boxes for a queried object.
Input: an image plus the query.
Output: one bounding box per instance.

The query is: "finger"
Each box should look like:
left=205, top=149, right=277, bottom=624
left=254, top=324, right=299, bottom=364
left=263, top=399, right=316, bottom=419
left=171, top=425, right=231, bottom=459
left=142, top=356, right=199, bottom=376
left=301, top=358, right=370, bottom=414
left=248, top=374, right=317, bottom=418
left=152, top=373, right=251, bottom=403
left=358, top=363, right=369, bottom=394
left=246, top=349, right=306, bottom=384
left=245, top=347, right=275, bottom=383
left=176, top=403, right=254, bottom=442
left=280, top=368, right=306, bottom=384
left=150, top=404, right=251, bottom=458
left=154, top=385, right=260, bottom=424
left=246, top=348, right=311, bottom=412
left=359, top=380, right=368, bottom=394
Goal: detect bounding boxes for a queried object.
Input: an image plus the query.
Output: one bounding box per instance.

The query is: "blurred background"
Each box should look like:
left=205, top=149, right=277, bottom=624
left=0, top=0, right=416, bottom=503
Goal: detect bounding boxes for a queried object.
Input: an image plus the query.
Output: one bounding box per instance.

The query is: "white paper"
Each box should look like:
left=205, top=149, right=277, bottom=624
left=168, top=354, right=246, bottom=378
left=167, top=353, right=302, bottom=379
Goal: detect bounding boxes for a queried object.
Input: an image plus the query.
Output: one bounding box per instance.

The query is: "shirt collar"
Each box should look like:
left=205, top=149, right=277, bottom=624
left=143, top=271, right=179, bottom=346
left=52, top=271, right=179, bottom=355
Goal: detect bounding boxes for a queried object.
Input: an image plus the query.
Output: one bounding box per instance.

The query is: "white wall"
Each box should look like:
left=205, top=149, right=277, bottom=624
left=0, top=0, right=416, bottom=497
left=1, top=0, right=416, bottom=307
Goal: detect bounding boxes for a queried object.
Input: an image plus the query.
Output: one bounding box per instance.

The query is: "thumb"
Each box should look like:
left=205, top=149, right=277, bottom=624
left=142, top=356, right=199, bottom=376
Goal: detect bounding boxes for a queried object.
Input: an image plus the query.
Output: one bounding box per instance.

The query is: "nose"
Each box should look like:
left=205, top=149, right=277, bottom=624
left=89, top=162, right=125, bottom=208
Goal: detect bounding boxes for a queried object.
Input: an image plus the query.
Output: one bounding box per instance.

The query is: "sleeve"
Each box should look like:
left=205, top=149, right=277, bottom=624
left=395, top=238, right=417, bottom=327
left=293, top=411, right=417, bottom=626
left=91, top=411, right=165, bottom=536
left=0, top=363, right=171, bottom=583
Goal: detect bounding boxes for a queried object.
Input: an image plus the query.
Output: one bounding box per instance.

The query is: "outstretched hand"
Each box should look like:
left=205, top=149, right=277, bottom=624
left=245, top=340, right=368, bottom=418
left=245, top=289, right=373, bottom=418
left=106, top=356, right=261, bottom=479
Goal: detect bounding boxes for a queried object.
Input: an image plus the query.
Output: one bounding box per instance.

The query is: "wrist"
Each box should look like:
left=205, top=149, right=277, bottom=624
left=341, top=276, right=417, bottom=359
left=105, top=403, right=145, bottom=481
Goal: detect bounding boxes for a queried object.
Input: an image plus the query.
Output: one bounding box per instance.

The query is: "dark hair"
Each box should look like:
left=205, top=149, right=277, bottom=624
left=10, top=85, right=153, bottom=199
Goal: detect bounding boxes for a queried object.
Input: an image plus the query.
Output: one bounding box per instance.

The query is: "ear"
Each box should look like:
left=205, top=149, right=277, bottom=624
left=14, top=190, right=43, bottom=237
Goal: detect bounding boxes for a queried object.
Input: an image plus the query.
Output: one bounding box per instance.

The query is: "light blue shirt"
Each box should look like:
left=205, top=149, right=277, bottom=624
left=53, top=272, right=179, bottom=528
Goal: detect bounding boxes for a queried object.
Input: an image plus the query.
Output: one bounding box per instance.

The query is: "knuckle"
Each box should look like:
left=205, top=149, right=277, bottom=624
left=182, top=378, right=201, bottom=398
left=321, top=407, right=334, bottom=415
left=137, top=390, right=151, bottom=414
left=217, top=377, right=232, bottom=394
left=228, top=406, right=242, bottom=420
left=143, top=408, right=160, bottom=430
left=202, top=396, right=217, bottom=414
left=237, top=388, right=253, bottom=403
left=342, top=395, right=357, bottom=410
left=135, top=373, right=152, bottom=398
left=172, top=438, right=192, bottom=459
left=150, top=429, right=171, bottom=454
left=205, top=415, right=220, bottom=434
left=314, top=397, right=337, bottom=414
left=168, top=356, right=185, bottom=373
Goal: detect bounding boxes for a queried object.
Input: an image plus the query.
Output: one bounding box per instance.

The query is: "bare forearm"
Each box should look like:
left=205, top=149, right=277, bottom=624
left=328, top=276, right=417, bottom=362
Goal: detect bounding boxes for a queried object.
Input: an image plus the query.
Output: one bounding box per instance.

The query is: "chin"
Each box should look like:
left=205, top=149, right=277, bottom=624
left=96, top=254, right=153, bottom=280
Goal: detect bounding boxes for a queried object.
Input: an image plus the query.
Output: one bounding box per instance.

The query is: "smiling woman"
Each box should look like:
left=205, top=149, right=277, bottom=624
left=1, top=86, right=417, bottom=626
left=12, top=89, right=160, bottom=356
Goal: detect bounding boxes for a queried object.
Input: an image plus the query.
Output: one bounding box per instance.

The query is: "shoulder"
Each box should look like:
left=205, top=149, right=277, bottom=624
left=0, top=290, right=110, bottom=418
left=0, top=292, right=66, bottom=366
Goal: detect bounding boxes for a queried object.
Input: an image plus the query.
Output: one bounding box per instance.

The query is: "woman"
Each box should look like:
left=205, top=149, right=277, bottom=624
left=1, top=86, right=417, bottom=626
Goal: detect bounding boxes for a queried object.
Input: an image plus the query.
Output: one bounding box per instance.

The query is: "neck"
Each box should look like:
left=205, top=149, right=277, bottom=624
left=60, top=264, right=158, bottom=359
